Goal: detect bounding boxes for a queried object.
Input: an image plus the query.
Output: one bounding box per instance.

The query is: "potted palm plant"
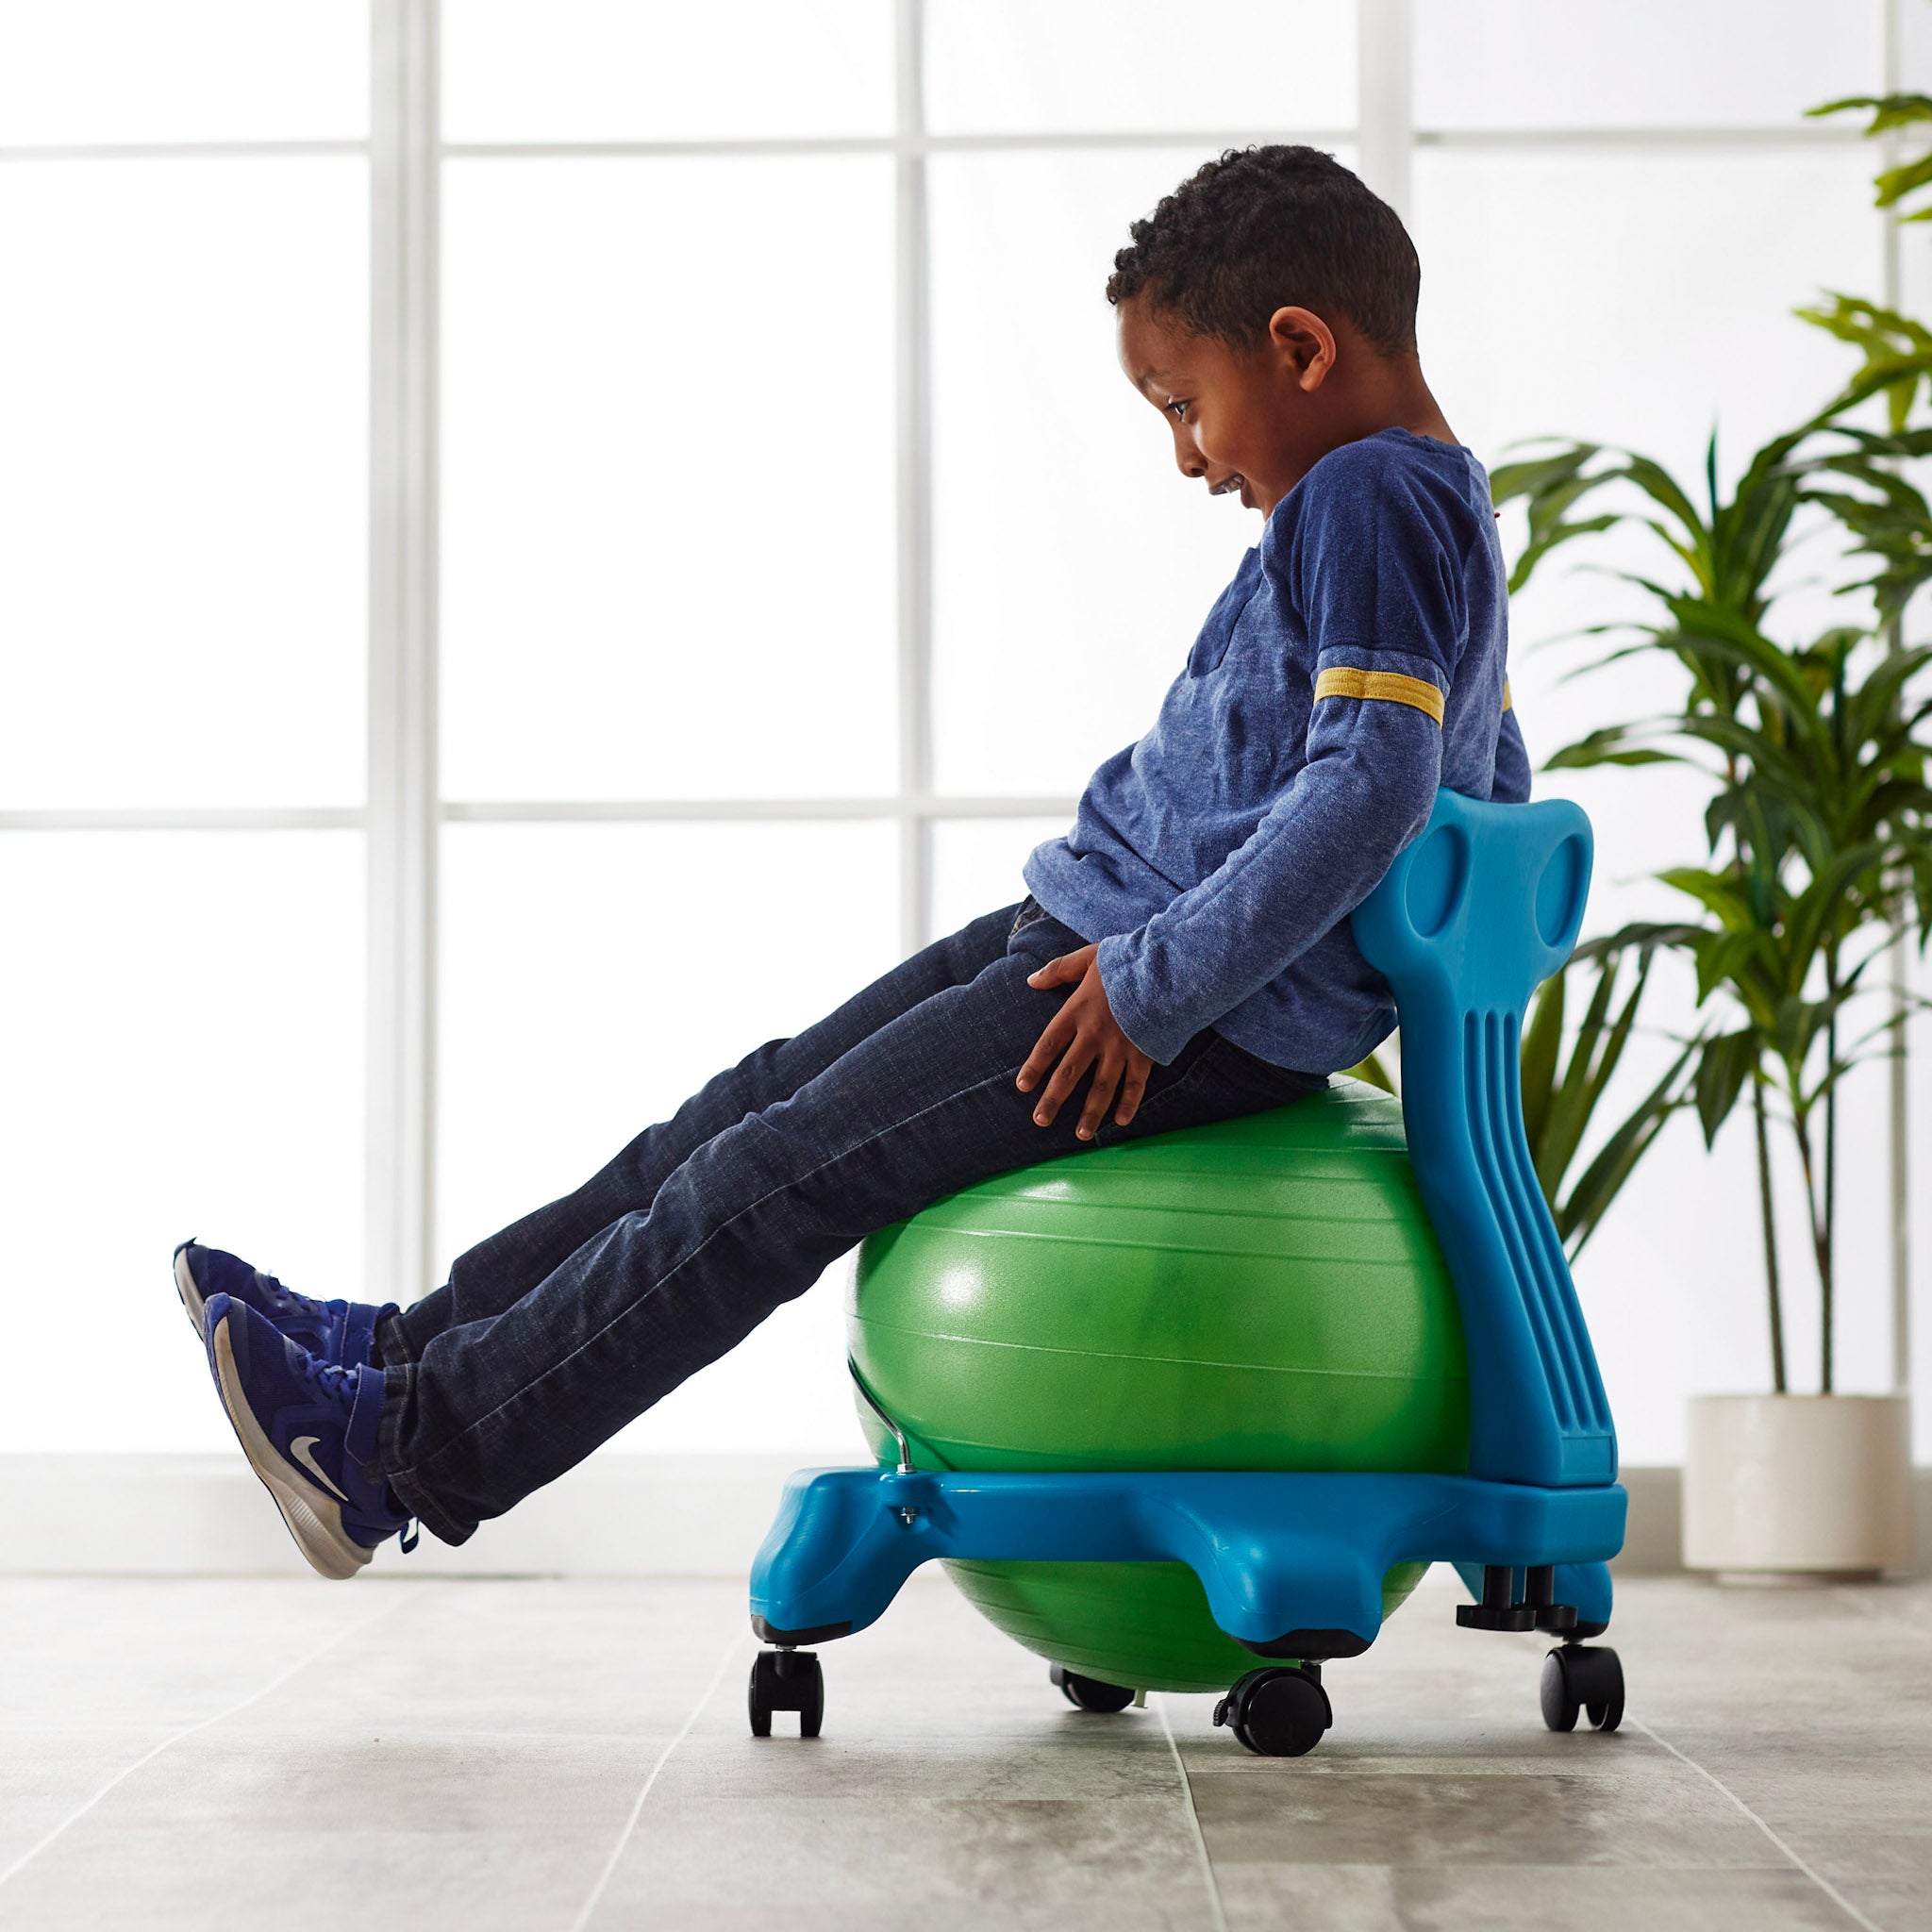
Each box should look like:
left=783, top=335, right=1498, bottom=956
left=1495, top=370, right=1932, bottom=1576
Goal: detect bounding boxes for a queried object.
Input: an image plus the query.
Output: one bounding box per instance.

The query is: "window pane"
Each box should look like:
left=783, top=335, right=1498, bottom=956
left=0, top=1, right=368, bottom=144
left=930, top=816, right=1067, bottom=940
left=1413, top=149, right=1882, bottom=492
left=441, top=0, right=893, bottom=142
left=1412, top=147, right=1883, bottom=935
left=441, top=158, right=897, bottom=802
left=1906, top=1, right=1932, bottom=98
left=929, top=148, right=1273, bottom=795
left=0, top=159, right=368, bottom=808
left=924, top=1, right=1356, bottom=135
left=1416, top=0, right=1881, bottom=129
left=437, top=819, right=899, bottom=1453
left=0, top=831, right=364, bottom=1452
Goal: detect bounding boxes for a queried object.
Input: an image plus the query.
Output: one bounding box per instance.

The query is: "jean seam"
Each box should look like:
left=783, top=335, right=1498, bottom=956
left=375, top=1309, right=419, bottom=1371
left=376, top=1359, right=469, bottom=1544
left=389, top=1055, right=1054, bottom=1491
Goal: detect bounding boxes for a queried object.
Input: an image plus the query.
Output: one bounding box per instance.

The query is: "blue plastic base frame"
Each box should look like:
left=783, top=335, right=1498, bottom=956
left=750, top=1466, right=1624, bottom=1654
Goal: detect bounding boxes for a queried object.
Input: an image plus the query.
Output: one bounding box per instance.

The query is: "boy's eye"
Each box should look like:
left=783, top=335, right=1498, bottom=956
left=1168, top=400, right=1190, bottom=422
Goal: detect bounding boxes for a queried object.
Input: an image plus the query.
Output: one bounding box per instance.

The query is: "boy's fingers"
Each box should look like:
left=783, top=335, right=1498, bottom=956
left=1015, top=1011, right=1075, bottom=1093
left=1031, top=1037, right=1095, bottom=1126
left=1077, top=1055, right=1123, bottom=1141
left=1024, top=952, right=1081, bottom=988
left=1113, top=1066, right=1147, bottom=1126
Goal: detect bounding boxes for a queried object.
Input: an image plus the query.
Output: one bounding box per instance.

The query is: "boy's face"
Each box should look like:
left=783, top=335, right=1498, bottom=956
left=1115, top=292, right=1336, bottom=519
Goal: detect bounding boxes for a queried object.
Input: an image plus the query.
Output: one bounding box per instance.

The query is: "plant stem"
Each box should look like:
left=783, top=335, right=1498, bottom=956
left=1754, top=1078, right=1788, bottom=1394
left=1793, top=1103, right=1835, bottom=1395
left=1728, top=745, right=1790, bottom=1397
left=1824, top=944, right=1840, bottom=1397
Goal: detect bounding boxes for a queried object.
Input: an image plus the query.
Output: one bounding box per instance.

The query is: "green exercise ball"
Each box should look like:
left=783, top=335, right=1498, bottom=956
left=847, top=1076, right=1468, bottom=1693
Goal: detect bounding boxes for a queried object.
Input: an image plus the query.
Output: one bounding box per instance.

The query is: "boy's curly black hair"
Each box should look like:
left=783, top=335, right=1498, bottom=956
left=1107, top=145, right=1420, bottom=357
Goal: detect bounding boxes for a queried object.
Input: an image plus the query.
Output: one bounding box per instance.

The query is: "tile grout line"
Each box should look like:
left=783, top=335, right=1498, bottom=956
left=0, top=1586, right=414, bottom=1894
left=1156, top=1695, right=1230, bottom=1932
left=568, top=1632, right=744, bottom=1932
left=1624, top=1714, right=1889, bottom=1932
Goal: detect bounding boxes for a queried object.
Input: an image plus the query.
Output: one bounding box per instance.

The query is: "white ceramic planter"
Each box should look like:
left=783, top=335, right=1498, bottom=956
left=1682, top=1392, right=1914, bottom=1579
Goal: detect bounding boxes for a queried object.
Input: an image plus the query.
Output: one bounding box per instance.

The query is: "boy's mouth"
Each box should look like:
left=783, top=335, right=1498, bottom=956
left=1210, top=475, right=1254, bottom=509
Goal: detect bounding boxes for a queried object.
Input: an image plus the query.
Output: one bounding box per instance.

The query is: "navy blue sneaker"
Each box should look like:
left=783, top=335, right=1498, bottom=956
left=174, top=1239, right=394, bottom=1369
left=201, top=1292, right=413, bottom=1579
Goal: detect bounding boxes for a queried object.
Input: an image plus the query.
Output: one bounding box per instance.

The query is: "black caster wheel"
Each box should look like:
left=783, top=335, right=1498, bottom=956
left=1212, top=1666, right=1332, bottom=1758
left=748, top=1648, right=824, bottom=1738
left=1541, top=1642, right=1624, bottom=1734
left=1050, top=1664, right=1136, bottom=1713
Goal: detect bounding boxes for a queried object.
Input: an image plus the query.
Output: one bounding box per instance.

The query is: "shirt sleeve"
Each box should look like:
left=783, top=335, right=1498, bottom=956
left=1092, top=455, right=1468, bottom=1064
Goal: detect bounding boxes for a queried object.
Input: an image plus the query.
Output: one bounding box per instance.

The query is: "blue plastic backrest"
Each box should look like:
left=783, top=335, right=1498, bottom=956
left=1352, top=789, right=1617, bottom=1489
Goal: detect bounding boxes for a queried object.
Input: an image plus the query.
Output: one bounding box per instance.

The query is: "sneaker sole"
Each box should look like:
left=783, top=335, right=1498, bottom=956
left=174, top=1246, right=207, bottom=1338
left=208, top=1313, right=372, bottom=1582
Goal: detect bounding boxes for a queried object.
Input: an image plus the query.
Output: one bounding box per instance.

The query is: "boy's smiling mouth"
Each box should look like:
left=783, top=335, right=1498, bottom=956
left=1210, top=474, right=1252, bottom=508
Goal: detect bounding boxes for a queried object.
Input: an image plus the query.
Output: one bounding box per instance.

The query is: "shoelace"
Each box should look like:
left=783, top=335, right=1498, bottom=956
left=304, top=1355, right=364, bottom=1404
left=253, top=1266, right=348, bottom=1321
left=248, top=1264, right=300, bottom=1301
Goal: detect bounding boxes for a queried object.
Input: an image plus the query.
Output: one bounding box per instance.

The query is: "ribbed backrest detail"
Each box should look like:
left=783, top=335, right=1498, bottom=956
left=1461, top=1011, right=1610, bottom=1439
left=1352, top=791, right=1619, bottom=1489
left=1501, top=1021, right=1611, bottom=1439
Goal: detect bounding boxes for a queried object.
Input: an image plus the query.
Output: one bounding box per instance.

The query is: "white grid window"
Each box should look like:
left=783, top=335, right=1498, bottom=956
left=0, top=0, right=1913, bottom=1455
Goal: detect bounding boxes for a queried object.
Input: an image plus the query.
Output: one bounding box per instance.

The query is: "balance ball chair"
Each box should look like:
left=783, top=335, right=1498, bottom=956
left=747, top=791, right=1628, bottom=1757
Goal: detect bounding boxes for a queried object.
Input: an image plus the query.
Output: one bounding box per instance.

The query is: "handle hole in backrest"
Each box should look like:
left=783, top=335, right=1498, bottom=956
left=1535, top=834, right=1589, bottom=952
left=1405, top=824, right=1469, bottom=939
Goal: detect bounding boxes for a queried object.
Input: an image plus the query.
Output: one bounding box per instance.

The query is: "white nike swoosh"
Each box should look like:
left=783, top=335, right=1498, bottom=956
left=290, top=1435, right=349, bottom=1503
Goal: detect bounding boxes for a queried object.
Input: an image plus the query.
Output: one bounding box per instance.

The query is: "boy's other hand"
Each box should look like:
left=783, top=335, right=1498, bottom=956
left=1016, top=944, right=1155, bottom=1141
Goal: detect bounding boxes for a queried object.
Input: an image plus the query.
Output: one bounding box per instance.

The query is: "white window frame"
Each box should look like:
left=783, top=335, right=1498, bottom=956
left=1, top=0, right=1911, bottom=1389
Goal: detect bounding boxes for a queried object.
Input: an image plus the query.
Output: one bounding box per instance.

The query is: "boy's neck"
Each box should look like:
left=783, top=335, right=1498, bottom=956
left=1328, top=352, right=1457, bottom=456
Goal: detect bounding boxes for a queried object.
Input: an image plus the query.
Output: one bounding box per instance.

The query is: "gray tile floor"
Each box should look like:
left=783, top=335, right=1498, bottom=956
left=0, top=1566, right=1924, bottom=1931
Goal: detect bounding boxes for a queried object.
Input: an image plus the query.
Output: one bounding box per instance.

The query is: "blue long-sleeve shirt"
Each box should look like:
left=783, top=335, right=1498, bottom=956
left=1023, top=426, right=1526, bottom=1074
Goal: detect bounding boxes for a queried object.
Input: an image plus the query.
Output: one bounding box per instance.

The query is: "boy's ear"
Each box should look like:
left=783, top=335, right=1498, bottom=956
left=1267, top=305, right=1337, bottom=391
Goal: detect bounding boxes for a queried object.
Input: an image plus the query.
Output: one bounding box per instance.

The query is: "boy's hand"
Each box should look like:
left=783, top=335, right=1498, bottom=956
left=1016, top=943, right=1155, bottom=1141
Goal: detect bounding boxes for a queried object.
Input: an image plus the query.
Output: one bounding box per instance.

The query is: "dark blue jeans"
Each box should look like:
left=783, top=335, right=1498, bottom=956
left=377, top=898, right=1324, bottom=1544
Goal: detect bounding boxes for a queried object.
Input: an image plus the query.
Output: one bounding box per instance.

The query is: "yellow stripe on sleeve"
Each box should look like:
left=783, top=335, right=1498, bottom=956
left=1503, top=678, right=1513, bottom=712
left=1312, top=666, right=1445, bottom=725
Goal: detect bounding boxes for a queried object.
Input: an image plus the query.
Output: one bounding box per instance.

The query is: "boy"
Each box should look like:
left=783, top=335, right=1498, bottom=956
left=176, top=145, right=1528, bottom=1577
